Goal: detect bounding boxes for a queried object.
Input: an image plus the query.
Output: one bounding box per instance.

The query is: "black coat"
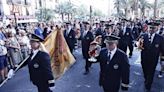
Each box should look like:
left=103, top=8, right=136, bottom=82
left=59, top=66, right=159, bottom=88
left=81, top=31, right=94, bottom=59
left=95, top=28, right=103, bottom=36
left=118, top=27, right=134, bottom=45
left=97, top=48, right=130, bottom=92
left=140, top=33, right=164, bottom=69
left=64, top=29, right=76, bottom=52
left=21, top=51, right=54, bottom=87
left=132, top=27, right=139, bottom=40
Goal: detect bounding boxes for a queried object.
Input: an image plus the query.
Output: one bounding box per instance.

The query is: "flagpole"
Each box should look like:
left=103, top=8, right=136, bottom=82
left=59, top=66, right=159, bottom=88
left=0, top=56, right=30, bottom=87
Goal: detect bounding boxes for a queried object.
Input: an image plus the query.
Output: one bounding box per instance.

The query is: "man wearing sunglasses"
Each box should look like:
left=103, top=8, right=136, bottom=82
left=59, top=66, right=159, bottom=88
left=138, top=22, right=164, bottom=92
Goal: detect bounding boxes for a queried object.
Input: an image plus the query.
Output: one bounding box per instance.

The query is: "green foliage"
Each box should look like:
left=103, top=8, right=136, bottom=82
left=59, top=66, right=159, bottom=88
left=36, top=8, right=55, bottom=22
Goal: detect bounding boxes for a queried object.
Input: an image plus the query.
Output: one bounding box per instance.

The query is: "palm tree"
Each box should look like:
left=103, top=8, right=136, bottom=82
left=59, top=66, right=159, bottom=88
left=114, top=0, right=136, bottom=18
left=138, top=0, right=152, bottom=18
left=154, top=0, right=158, bottom=18
left=153, top=0, right=164, bottom=18
left=114, top=0, right=121, bottom=16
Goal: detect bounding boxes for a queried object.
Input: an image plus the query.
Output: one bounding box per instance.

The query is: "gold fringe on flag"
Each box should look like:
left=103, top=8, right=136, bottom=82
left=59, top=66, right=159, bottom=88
left=43, top=28, right=75, bottom=79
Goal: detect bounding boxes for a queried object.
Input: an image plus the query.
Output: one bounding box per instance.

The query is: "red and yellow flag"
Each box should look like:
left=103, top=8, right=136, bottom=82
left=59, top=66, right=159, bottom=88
left=43, top=28, right=75, bottom=79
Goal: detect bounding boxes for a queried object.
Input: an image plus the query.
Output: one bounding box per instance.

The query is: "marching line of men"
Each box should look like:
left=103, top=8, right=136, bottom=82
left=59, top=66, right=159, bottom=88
left=64, top=18, right=164, bottom=92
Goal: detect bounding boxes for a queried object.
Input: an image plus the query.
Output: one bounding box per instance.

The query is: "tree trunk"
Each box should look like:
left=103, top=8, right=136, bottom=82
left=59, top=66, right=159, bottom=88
left=68, top=13, right=70, bottom=21
left=61, top=13, right=64, bottom=21
left=142, top=8, right=145, bottom=18
left=154, top=0, right=158, bottom=18
left=116, top=0, right=120, bottom=16
left=125, top=8, right=128, bottom=18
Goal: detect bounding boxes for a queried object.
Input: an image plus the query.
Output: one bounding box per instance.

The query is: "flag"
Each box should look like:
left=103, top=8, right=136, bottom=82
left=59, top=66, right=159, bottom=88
left=43, top=28, right=76, bottom=79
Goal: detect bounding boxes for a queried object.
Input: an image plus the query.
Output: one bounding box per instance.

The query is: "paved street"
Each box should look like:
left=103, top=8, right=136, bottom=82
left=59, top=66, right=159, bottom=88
left=0, top=48, right=164, bottom=92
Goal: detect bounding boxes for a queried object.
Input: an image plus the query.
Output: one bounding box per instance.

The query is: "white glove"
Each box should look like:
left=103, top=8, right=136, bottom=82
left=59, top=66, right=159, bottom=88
left=50, top=86, right=56, bottom=90
left=7, top=69, right=14, bottom=79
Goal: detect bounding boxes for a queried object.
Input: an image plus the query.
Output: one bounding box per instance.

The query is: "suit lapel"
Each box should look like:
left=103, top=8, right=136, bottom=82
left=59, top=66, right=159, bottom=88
left=109, top=50, right=118, bottom=64
left=31, top=51, right=40, bottom=61
left=151, top=34, right=157, bottom=45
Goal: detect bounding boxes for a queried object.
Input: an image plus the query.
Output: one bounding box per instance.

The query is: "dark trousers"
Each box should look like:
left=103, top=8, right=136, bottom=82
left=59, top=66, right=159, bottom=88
left=141, top=61, right=156, bottom=90
left=119, top=42, right=133, bottom=56
left=85, top=59, right=92, bottom=72
left=36, top=83, right=52, bottom=92
left=128, top=42, right=133, bottom=56
left=103, top=86, right=119, bottom=92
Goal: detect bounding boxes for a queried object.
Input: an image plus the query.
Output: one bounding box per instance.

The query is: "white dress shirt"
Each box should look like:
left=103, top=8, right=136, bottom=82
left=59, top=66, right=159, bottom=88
left=31, top=49, right=39, bottom=60
left=149, top=33, right=155, bottom=43
left=83, top=30, right=88, bottom=37
left=108, top=47, right=117, bottom=60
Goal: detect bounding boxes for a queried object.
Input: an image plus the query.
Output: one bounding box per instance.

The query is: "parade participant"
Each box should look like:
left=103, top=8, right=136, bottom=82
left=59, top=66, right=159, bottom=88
left=63, top=22, right=76, bottom=53
left=18, top=34, right=55, bottom=92
left=131, top=22, right=140, bottom=41
left=137, top=22, right=164, bottom=91
left=97, top=35, right=130, bottom=92
left=95, top=21, right=105, bottom=36
left=157, top=21, right=164, bottom=78
left=118, top=20, right=134, bottom=58
left=102, top=24, right=114, bottom=48
left=81, top=22, right=94, bottom=75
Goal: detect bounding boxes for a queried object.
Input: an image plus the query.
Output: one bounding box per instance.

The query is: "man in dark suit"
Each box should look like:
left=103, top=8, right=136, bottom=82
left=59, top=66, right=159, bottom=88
left=81, top=22, right=94, bottom=75
left=19, top=34, right=55, bottom=92
left=118, top=21, right=134, bottom=58
left=95, top=21, right=105, bottom=36
left=138, top=22, right=164, bottom=92
left=97, top=35, right=130, bottom=92
left=131, top=22, right=140, bottom=40
left=64, top=22, right=76, bottom=53
left=102, top=24, right=114, bottom=48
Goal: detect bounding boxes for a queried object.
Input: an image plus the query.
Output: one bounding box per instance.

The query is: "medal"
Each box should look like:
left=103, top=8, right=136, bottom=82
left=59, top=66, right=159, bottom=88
left=107, top=61, right=110, bottom=64
left=113, top=64, right=119, bottom=69
left=33, top=63, right=39, bottom=68
left=155, top=44, right=159, bottom=48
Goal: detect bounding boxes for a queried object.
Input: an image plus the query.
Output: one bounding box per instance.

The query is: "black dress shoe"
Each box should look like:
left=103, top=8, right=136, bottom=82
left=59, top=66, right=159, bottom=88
left=83, top=71, right=89, bottom=75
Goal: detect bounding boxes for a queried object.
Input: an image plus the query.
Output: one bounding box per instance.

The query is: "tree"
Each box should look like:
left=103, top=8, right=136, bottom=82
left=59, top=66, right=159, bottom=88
left=93, top=9, right=104, bottom=17
left=75, top=5, right=89, bottom=20
left=36, top=8, right=55, bottom=22
left=55, top=1, right=75, bottom=21
left=138, top=0, right=152, bottom=17
left=114, top=0, right=136, bottom=18
left=114, top=0, right=121, bottom=17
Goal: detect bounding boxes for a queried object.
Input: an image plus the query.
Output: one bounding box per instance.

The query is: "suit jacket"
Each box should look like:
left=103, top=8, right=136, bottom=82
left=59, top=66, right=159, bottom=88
left=140, top=33, right=164, bottom=66
left=97, top=48, right=130, bottom=92
left=81, top=31, right=94, bottom=59
left=64, top=29, right=76, bottom=51
left=118, top=27, right=134, bottom=44
left=132, top=27, right=139, bottom=40
left=21, top=51, right=54, bottom=86
left=95, top=28, right=103, bottom=36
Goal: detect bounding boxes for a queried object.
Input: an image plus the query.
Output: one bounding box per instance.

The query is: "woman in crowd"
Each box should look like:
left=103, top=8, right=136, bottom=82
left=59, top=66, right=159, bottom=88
left=17, top=30, right=31, bottom=60
left=6, top=32, right=22, bottom=68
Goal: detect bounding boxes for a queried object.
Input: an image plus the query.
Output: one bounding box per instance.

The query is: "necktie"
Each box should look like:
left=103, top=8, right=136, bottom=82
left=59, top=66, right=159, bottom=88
left=148, top=34, right=152, bottom=44
left=107, top=51, right=111, bottom=64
